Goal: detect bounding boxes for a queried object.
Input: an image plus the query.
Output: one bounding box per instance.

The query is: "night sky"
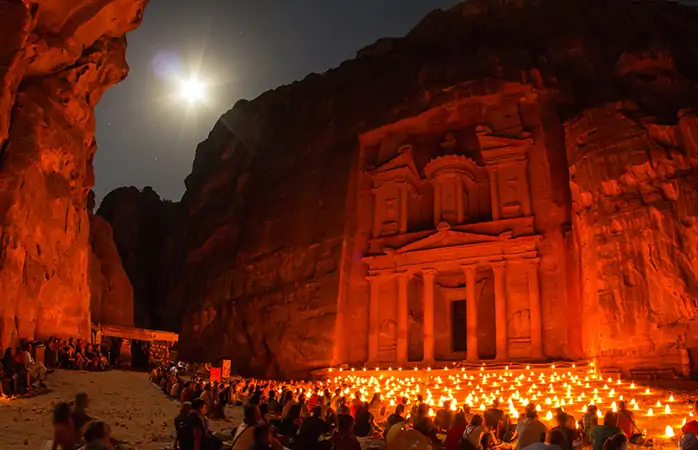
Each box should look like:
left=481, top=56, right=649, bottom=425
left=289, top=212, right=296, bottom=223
left=93, top=0, right=463, bottom=203
left=93, top=0, right=698, bottom=203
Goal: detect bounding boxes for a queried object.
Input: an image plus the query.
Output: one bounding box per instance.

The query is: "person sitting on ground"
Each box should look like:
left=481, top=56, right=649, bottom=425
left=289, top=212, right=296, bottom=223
left=332, top=414, right=362, bottom=450
left=592, top=412, right=622, bottom=450
left=462, top=414, right=487, bottom=450
left=580, top=405, right=599, bottom=446
left=354, top=401, right=377, bottom=437
left=181, top=398, right=222, bottom=450
left=516, top=404, right=548, bottom=450
left=280, top=390, right=296, bottom=419
left=170, top=377, right=183, bottom=399
left=180, top=381, right=195, bottom=403
left=602, top=433, right=628, bottom=450
left=413, top=402, right=440, bottom=446
left=72, top=392, right=93, bottom=441
left=79, top=420, right=114, bottom=450
left=296, top=405, right=332, bottom=449
left=267, top=390, right=281, bottom=415
left=684, top=402, right=698, bottom=435
left=681, top=432, right=698, bottom=450
left=250, top=423, right=276, bottom=450
left=368, top=392, right=385, bottom=425
left=436, top=399, right=454, bottom=431
left=551, top=411, right=577, bottom=450
left=616, top=401, right=636, bottom=439
left=445, top=412, right=467, bottom=450
left=485, top=399, right=507, bottom=439
left=278, top=403, right=303, bottom=441
left=52, top=402, right=76, bottom=450
left=555, top=407, right=577, bottom=431
left=174, top=402, right=192, bottom=450
left=384, top=404, right=406, bottom=439
left=2, top=347, right=16, bottom=396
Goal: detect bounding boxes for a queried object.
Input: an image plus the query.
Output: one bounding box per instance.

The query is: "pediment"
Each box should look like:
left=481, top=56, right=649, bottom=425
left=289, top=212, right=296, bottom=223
left=369, top=145, right=420, bottom=184
left=396, top=228, right=502, bottom=254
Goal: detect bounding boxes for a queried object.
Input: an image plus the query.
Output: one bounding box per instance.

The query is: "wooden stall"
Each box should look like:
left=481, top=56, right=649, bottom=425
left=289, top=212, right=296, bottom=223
left=92, top=324, right=179, bottom=369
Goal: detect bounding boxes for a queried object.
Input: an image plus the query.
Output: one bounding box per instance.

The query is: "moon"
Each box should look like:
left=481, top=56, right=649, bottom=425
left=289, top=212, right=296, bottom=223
left=180, top=78, right=205, bottom=103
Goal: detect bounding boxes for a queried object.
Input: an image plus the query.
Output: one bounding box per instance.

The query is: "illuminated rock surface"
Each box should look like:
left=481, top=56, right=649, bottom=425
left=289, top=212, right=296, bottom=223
left=113, top=0, right=697, bottom=378
left=0, top=0, right=148, bottom=347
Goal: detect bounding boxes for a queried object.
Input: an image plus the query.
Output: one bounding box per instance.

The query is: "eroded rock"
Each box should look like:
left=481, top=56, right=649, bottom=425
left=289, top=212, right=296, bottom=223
left=0, top=0, right=148, bottom=348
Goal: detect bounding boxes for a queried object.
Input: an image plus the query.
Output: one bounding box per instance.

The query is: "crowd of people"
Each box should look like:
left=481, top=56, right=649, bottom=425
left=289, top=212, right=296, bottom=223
left=1, top=337, right=113, bottom=398
left=149, top=361, right=698, bottom=450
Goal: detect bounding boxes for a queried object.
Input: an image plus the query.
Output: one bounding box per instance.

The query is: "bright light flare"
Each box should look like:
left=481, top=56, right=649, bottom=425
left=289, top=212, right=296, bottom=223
left=180, top=78, right=205, bottom=102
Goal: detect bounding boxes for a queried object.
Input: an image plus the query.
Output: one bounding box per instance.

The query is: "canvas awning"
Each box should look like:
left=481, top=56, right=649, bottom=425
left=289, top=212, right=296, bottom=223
left=92, top=323, right=179, bottom=343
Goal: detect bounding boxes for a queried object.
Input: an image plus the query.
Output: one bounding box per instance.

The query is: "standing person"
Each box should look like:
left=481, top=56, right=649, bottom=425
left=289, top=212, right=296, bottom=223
left=616, top=401, right=637, bottom=438
left=72, top=392, right=93, bottom=441
left=174, top=402, right=192, bottom=450
left=436, top=400, right=454, bottom=432
left=51, top=402, right=76, bottom=450
left=516, top=404, right=548, bottom=450
left=2, top=348, right=16, bottom=396
left=592, top=412, right=622, bottom=450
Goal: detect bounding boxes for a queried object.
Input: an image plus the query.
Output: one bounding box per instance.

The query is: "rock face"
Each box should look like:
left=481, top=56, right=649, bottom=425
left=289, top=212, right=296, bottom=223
left=129, top=0, right=698, bottom=378
left=0, top=0, right=148, bottom=348
left=88, top=214, right=134, bottom=328
left=97, top=186, right=175, bottom=328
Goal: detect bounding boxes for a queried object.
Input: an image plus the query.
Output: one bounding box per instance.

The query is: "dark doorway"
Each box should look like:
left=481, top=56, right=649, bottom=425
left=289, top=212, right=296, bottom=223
left=688, top=347, right=698, bottom=378
left=452, top=300, right=467, bottom=352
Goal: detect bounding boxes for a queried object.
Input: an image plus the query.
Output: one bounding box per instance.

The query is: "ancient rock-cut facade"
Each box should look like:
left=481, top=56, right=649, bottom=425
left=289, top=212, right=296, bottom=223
left=334, top=85, right=568, bottom=368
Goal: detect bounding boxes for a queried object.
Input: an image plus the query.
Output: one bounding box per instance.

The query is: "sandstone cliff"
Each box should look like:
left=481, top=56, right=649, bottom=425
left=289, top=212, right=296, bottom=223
left=139, top=0, right=698, bottom=378
left=97, top=186, right=176, bottom=329
left=89, top=214, right=134, bottom=328
left=0, top=0, right=148, bottom=348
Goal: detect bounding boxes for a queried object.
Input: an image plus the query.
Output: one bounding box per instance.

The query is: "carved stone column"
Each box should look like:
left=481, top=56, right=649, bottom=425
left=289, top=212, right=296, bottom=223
left=491, top=261, right=508, bottom=361
left=486, top=166, right=500, bottom=221
left=396, top=271, right=411, bottom=365
left=462, top=264, right=478, bottom=362
left=526, top=258, right=544, bottom=359
left=367, top=275, right=381, bottom=363
left=422, top=269, right=437, bottom=363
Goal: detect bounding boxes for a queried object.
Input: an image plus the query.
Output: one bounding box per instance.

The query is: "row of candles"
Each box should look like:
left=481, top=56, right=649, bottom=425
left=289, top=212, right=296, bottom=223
left=321, top=362, right=692, bottom=439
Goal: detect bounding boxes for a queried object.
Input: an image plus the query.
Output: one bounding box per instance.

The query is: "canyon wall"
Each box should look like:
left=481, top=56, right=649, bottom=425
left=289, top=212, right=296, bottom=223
left=0, top=0, right=147, bottom=348
left=135, top=0, right=698, bottom=377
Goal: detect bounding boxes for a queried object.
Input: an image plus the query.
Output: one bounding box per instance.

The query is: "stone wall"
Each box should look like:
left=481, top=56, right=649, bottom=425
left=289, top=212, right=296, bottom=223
left=88, top=214, right=134, bottom=327
left=568, top=103, right=698, bottom=372
left=0, top=0, right=148, bottom=348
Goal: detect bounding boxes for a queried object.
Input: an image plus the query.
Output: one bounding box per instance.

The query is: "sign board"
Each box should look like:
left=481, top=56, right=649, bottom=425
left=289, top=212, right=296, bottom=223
left=210, top=367, right=221, bottom=382
left=222, top=359, right=231, bottom=382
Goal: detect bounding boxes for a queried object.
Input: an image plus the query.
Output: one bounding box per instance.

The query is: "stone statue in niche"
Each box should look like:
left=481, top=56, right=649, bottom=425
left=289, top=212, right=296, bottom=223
left=379, top=197, right=400, bottom=236
left=378, top=319, right=397, bottom=351
left=501, top=174, right=523, bottom=218
left=440, top=132, right=458, bottom=153
left=509, top=309, right=531, bottom=339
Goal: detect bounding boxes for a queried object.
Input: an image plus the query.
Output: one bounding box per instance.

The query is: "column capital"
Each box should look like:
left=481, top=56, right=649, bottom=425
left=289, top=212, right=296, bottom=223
left=490, top=260, right=507, bottom=272
left=461, top=263, right=478, bottom=274
left=394, top=270, right=415, bottom=279
left=422, top=268, right=438, bottom=279
left=525, top=257, right=541, bottom=267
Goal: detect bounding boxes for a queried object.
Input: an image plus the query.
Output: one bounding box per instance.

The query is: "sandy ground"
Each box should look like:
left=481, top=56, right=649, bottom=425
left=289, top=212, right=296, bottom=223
left=0, top=370, right=240, bottom=449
